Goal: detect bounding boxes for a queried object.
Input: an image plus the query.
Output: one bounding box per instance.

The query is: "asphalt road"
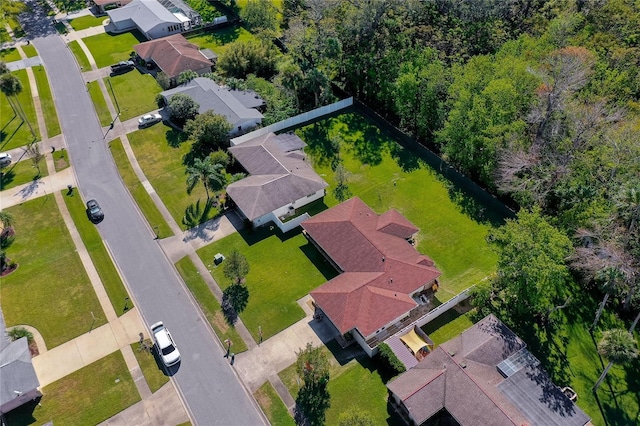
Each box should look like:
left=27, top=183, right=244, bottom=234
left=23, top=4, right=265, bottom=425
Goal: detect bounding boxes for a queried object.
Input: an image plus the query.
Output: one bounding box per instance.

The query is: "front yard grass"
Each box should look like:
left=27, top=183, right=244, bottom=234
left=83, top=31, right=144, bottom=69
left=109, top=137, right=173, bottom=238
left=53, top=148, right=71, bottom=172
left=104, top=72, right=161, bottom=121
left=279, top=343, right=402, bottom=425
left=175, top=256, right=247, bottom=353
left=298, top=112, right=506, bottom=300
left=88, top=80, right=113, bottom=126
left=0, top=47, right=21, bottom=62
left=68, top=14, right=106, bottom=31
left=186, top=26, right=257, bottom=56
left=4, top=351, right=140, bottom=425
left=254, top=381, right=295, bottom=426
left=197, top=226, right=338, bottom=341
left=67, top=40, right=91, bottom=71
left=126, top=125, right=216, bottom=229
left=63, top=190, right=133, bottom=317
left=0, top=195, right=107, bottom=349
left=131, top=343, right=169, bottom=393
left=32, top=65, right=62, bottom=137
left=21, top=44, right=38, bottom=58
left=0, top=69, right=40, bottom=150
left=0, top=154, right=49, bottom=191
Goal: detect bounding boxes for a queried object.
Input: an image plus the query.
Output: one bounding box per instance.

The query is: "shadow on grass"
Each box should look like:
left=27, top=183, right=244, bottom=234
left=1, top=119, right=24, bottom=146
left=299, top=242, right=339, bottom=281
left=0, top=169, right=15, bottom=189
left=182, top=199, right=218, bottom=228
left=3, top=395, right=42, bottom=425
left=166, top=128, right=189, bottom=148
left=340, top=113, right=389, bottom=167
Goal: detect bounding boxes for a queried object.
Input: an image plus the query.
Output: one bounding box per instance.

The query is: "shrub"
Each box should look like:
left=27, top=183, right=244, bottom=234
left=377, top=343, right=406, bottom=375
left=8, top=326, right=33, bottom=344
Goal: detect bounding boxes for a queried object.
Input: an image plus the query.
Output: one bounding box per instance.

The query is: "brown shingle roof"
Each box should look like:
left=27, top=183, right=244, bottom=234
left=303, top=197, right=441, bottom=336
left=134, top=34, right=211, bottom=78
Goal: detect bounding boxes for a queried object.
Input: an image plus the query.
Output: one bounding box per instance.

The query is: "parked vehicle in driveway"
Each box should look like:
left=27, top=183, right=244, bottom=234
left=86, top=199, right=104, bottom=223
left=0, top=152, right=11, bottom=168
left=151, top=321, right=181, bottom=367
left=110, top=60, right=135, bottom=74
left=138, top=113, right=162, bottom=128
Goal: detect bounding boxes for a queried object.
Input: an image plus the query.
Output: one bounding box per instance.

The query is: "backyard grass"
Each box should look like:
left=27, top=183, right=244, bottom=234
left=0, top=47, right=21, bottom=62
left=67, top=40, right=91, bottom=71
left=63, top=191, right=133, bottom=317
left=279, top=343, right=402, bottom=425
left=4, top=351, right=140, bottom=425
left=104, top=72, right=161, bottom=121
left=68, top=14, right=106, bottom=31
left=53, top=148, right=71, bottom=172
left=184, top=0, right=225, bottom=22
left=197, top=226, right=338, bottom=341
left=83, top=31, right=144, bottom=69
left=175, top=256, right=247, bottom=353
left=298, top=112, right=506, bottom=300
left=88, top=80, right=113, bottom=126
left=0, top=154, right=49, bottom=191
left=186, top=26, right=257, bottom=56
left=0, top=195, right=107, bottom=349
left=130, top=343, right=170, bottom=393
left=21, top=44, right=38, bottom=58
left=109, top=138, right=173, bottom=238
left=254, top=381, right=295, bottom=426
left=32, top=65, right=62, bottom=137
left=421, top=308, right=475, bottom=345
left=126, top=125, right=217, bottom=229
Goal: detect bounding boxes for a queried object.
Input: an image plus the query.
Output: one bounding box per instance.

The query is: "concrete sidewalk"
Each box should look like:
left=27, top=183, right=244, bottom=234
left=32, top=308, right=145, bottom=387
left=0, top=167, right=76, bottom=209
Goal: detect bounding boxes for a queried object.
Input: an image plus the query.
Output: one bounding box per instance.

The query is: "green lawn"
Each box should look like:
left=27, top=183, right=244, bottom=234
left=0, top=47, right=21, bottom=62
left=0, top=154, right=49, bottom=191
left=0, top=195, right=107, bottom=349
left=109, top=138, right=173, bottom=238
left=63, top=191, right=133, bottom=317
left=184, top=0, right=225, bottom=22
left=254, top=381, right=295, bottom=426
left=197, top=227, right=338, bottom=341
left=68, top=40, right=91, bottom=71
left=104, top=72, right=161, bottom=121
left=130, top=343, right=170, bottom=393
left=68, top=15, right=106, bottom=31
left=83, top=31, right=144, bottom=69
left=4, top=351, right=140, bottom=425
left=279, top=343, right=402, bottom=425
left=175, top=256, right=247, bottom=353
left=0, top=69, right=40, bottom=150
left=186, top=26, right=257, bottom=56
left=421, top=308, right=474, bottom=345
left=53, top=148, right=71, bottom=172
left=32, top=65, right=62, bottom=137
left=126, top=125, right=217, bottom=229
left=298, top=112, right=506, bottom=300
left=88, top=80, right=113, bottom=126
left=21, top=44, right=38, bottom=58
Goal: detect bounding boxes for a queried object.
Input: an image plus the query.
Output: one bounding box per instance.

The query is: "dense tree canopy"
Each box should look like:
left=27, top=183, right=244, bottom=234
left=184, top=111, right=232, bottom=152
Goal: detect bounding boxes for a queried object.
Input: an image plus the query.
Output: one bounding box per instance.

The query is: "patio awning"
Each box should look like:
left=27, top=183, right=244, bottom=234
left=400, top=328, right=432, bottom=355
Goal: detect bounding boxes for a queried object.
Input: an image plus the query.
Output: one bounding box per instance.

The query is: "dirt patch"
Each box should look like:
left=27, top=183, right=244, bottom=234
left=1, top=263, right=18, bottom=276
left=211, top=310, right=230, bottom=333
left=29, top=341, right=39, bottom=357
left=254, top=386, right=272, bottom=412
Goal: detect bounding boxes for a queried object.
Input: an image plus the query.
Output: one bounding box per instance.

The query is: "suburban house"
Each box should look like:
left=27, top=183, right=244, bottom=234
left=226, top=132, right=328, bottom=229
left=302, top=197, right=441, bottom=356
left=387, top=314, right=591, bottom=426
left=0, top=309, right=41, bottom=415
left=133, top=34, right=214, bottom=81
left=91, top=0, right=132, bottom=14
left=160, top=77, right=264, bottom=135
left=106, top=0, right=201, bottom=40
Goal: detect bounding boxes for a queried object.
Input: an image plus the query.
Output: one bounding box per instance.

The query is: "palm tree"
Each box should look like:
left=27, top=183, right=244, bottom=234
left=593, top=328, right=638, bottom=392
left=0, top=211, right=14, bottom=232
left=590, top=267, right=624, bottom=330
left=186, top=157, right=227, bottom=201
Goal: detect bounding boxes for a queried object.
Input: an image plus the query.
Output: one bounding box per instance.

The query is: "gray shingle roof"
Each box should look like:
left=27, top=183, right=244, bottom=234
left=161, top=78, right=263, bottom=126
left=226, top=133, right=327, bottom=221
left=108, top=0, right=181, bottom=31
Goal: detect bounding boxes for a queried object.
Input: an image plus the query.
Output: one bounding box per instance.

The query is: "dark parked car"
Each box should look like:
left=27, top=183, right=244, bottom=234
left=110, top=60, right=135, bottom=74
left=86, top=199, right=104, bottom=223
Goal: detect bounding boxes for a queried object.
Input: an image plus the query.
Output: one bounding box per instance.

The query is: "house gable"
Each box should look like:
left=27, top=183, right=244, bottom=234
left=134, top=34, right=211, bottom=78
